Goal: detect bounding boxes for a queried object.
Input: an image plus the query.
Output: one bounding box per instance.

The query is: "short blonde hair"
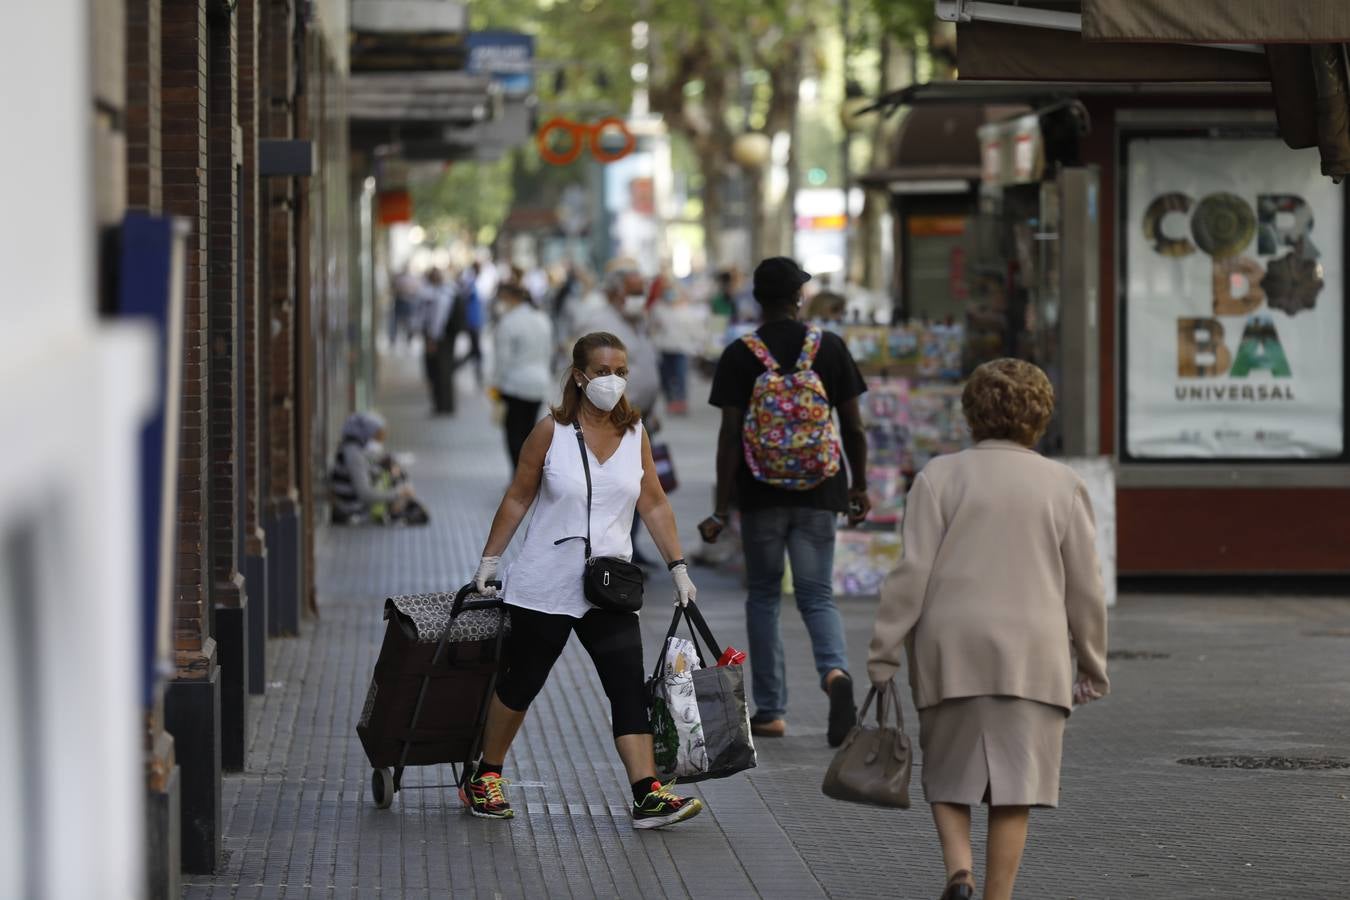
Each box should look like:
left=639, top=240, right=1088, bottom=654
left=961, top=358, right=1055, bottom=447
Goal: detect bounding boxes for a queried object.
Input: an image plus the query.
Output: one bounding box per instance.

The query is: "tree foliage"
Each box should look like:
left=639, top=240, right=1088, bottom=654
left=867, top=0, right=937, bottom=44
left=410, top=156, right=515, bottom=246
left=436, top=0, right=931, bottom=267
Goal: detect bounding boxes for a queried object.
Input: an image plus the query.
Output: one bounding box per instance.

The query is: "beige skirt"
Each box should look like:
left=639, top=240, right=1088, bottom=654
left=918, top=696, right=1068, bottom=808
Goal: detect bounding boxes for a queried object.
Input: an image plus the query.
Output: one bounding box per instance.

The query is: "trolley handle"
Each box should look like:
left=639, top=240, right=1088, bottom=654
left=451, top=579, right=502, bottom=619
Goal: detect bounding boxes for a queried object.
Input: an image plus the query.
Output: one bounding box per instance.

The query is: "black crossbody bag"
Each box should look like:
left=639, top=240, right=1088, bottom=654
left=553, top=422, right=646, bottom=613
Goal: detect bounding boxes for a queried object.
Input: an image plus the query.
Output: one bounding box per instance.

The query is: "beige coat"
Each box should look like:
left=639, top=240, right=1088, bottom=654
left=868, top=440, right=1110, bottom=712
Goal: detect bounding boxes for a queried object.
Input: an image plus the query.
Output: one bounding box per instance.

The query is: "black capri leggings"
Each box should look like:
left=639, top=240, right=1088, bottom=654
left=496, top=604, right=652, bottom=737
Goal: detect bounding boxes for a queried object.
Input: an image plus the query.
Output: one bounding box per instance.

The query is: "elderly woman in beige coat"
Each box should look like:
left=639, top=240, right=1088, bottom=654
left=868, top=358, right=1109, bottom=900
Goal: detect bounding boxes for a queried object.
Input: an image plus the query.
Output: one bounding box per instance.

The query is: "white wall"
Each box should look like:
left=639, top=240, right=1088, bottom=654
left=0, top=1, right=152, bottom=896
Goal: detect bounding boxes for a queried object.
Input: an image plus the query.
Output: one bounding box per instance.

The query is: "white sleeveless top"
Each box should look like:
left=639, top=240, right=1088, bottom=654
left=504, top=417, right=644, bottom=618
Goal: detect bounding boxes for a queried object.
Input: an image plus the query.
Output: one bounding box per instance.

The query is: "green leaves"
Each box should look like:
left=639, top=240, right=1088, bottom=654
left=410, top=157, right=515, bottom=246
left=867, top=0, right=936, bottom=41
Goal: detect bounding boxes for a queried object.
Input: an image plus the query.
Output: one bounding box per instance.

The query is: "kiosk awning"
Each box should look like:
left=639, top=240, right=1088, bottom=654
left=956, top=21, right=1271, bottom=82
left=935, top=1, right=1350, bottom=178
left=862, top=79, right=1271, bottom=118
left=1081, top=0, right=1350, bottom=44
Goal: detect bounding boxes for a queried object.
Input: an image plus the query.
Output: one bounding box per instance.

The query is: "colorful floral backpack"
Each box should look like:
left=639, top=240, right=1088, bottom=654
left=740, top=327, right=842, bottom=490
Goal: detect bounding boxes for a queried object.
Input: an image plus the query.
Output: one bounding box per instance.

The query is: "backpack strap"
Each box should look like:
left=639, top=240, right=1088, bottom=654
left=741, top=331, right=782, bottom=373
left=794, top=326, right=824, bottom=372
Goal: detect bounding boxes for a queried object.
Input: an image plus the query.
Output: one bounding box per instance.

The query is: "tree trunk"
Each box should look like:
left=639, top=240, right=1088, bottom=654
left=698, top=144, right=725, bottom=272
left=782, top=101, right=801, bottom=259
left=749, top=163, right=769, bottom=265
left=857, top=34, right=907, bottom=293
left=759, top=40, right=803, bottom=263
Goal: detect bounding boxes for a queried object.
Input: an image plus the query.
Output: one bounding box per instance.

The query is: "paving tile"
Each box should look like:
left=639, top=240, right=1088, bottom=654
left=183, top=354, right=1350, bottom=899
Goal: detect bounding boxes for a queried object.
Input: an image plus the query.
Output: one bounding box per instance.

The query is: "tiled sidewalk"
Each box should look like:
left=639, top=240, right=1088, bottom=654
left=186, top=355, right=1350, bottom=899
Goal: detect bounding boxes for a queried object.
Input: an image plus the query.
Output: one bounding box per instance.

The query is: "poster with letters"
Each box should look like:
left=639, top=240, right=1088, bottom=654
left=1125, top=138, right=1343, bottom=458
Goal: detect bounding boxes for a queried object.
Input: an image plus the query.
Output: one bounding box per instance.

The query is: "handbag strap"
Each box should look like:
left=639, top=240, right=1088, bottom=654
left=681, top=600, right=724, bottom=661
left=649, top=601, right=720, bottom=681
left=650, top=606, right=690, bottom=682
left=552, top=422, right=593, bottom=559
left=858, top=680, right=907, bottom=733
left=573, top=423, right=593, bottom=558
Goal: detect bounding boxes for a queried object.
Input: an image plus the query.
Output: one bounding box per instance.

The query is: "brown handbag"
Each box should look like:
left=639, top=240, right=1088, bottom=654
left=821, top=680, right=913, bottom=808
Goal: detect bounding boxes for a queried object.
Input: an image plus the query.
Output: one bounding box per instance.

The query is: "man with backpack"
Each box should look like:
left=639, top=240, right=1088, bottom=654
left=700, top=256, right=871, bottom=747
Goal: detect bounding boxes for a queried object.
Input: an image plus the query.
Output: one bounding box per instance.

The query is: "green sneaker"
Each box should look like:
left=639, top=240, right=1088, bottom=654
left=631, top=780, right=703, bottom=830
left=460, top=773, right=513, bottom=820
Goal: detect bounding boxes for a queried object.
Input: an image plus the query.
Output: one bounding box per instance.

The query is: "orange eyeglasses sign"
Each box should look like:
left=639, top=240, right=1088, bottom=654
left=536, top=117, right=636, bottom=165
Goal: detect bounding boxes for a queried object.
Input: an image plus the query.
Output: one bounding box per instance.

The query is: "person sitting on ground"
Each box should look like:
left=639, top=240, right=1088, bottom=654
left=868, top=358, right=1110, bottom=900
left=467, top=331, right=704, bottom=830
left=329, top=411, right=428, bottom=525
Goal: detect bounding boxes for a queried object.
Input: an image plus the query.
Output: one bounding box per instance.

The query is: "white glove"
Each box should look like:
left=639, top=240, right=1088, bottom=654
left=670, top=563, right=696, bottom=607
left=474, top=556, right=501, bottom=596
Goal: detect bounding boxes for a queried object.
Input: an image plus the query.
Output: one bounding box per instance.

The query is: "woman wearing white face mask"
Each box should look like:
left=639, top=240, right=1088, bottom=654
left=465, top=331, right=705, bottom=830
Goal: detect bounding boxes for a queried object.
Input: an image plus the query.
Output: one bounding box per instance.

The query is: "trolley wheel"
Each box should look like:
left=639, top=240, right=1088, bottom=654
left=371, top=767, right=395, bottom=809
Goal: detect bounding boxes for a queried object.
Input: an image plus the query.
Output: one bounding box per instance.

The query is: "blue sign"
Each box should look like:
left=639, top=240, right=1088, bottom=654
left=466, top=31, right=534, bottom=96
left=116, top=213, right=184, bottom=708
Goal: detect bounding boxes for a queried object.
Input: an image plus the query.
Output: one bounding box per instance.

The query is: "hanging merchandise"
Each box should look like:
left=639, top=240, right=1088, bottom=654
left=833, top=530, right=903, bottom=597
left=835, top=323, right=973, bottom=597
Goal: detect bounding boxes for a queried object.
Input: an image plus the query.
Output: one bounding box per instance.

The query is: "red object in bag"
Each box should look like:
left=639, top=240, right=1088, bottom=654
left=717, top=646, right=747, bottom=667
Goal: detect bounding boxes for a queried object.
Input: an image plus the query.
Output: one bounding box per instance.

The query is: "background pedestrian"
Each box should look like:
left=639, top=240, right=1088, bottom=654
left=700, top=256, right=872, bottom=746
left=390, top=265, right=419, bottom=347
left=459, top=262, right=485, bottom=388
left=490, top=283, right=554, bottom=472
left=422, top=268, right=463, bottom=415
left=651, top=285, right=704, bottom=415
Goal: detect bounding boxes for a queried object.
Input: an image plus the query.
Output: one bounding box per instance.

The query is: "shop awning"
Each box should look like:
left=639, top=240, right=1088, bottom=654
left=956, top=21, right=1271, bottom=83
left=347, top=72, right=498, bottom=123
left=938, top=2, right=1350, bottom=179
left=858, top=103, right=988, bottom=190
left=1081, top=0, right=1350, bottom=44
left=861, top=79, right=1270, bottom=118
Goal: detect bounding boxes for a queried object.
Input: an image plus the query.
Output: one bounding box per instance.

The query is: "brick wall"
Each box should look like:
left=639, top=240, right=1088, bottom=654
left=125, top=0, right=162, bottom=214
left=207, top=8, right=243, bottom=604
left=162, top=0, right=213, bottom=674
left=239, top=0, right=264, bottom=554
left=262, top=0, right=297, bottom=513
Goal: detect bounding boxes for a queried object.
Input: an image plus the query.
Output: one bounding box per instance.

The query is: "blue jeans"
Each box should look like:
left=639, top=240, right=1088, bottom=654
left=740, top=507, right=849, bottom=720
left=658, top=351, right=688, bottom=404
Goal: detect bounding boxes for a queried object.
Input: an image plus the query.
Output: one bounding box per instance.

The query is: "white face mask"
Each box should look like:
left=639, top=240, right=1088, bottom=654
left=624, top=294, right=647, bottom=316
left=580, top=373, right=627, bottom=412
